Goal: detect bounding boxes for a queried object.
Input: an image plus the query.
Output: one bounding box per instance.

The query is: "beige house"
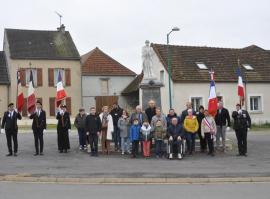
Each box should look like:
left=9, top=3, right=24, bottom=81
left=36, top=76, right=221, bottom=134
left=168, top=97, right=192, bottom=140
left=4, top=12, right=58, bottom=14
left=0, top=51, right=9, bottom=116
left=123, top=44, right=270, bottom=124
left=2, top=26, right=82, bottom=123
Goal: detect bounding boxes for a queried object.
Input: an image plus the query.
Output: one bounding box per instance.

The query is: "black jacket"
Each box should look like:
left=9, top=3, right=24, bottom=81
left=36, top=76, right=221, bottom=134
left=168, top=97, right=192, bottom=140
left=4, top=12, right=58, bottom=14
left=196, top=111, right=205, bottom=134
left=180, top=109, right=196, bottom=124
left=145, top=107, right=156, bottom=123
left=167, top=124, right=184, bottom=139
left=1, top=111, right=22, bottom=132
left=30, top=109, right=47, bottom=131
left=215, top=108, right=231, bottom=127
left=56, top=112, right=71, bottom=131
left=85, top=114, right=102, bottom=134
left=110, top=107, right=123, bottom=126
left=232, top=110, right=251, bottom=130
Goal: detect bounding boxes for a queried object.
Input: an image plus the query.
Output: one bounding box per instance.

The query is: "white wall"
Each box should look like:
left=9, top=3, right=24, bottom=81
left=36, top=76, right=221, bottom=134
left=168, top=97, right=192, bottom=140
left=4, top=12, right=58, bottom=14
left=82, top=75, right=135, bottom=109
left=143, top=49, right=270, bottom=124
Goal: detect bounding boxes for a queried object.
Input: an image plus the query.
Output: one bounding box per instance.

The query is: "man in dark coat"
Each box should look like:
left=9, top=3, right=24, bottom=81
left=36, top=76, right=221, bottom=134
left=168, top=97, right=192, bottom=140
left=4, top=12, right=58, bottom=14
left=196, top=106, right=207, bottom=152
left=56, top=105, right=71, bottom=153
left=29, top=101, right=47, bottom=156
left=180, top=102, right=196, bottom=124
left=232, top=104, right=251, bottom=156
left=145, top=100, right=156, bottom=123
left=214, top=101, right=231, bottom=152
left=166, top=108, right=180, bottom=127
left=85, top=107, right=102, bottom=156
left=167, top=117, right=184, bottom=160
left=1, top=103, right=22, bottom=156
left=110, top=103, right=123, bottom=151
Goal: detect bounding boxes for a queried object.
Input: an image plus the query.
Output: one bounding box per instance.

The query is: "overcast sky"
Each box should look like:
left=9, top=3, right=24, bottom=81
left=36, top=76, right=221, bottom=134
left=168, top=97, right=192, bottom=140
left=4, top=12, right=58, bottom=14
left=0, top=0, right=269, bottom=73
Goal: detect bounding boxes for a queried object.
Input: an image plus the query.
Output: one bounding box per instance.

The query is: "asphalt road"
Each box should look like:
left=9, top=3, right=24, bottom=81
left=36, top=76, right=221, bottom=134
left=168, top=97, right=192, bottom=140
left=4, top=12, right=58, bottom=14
left=0, top=182, right=270, bottom=199
left=0, top=130, right=269, bottom=178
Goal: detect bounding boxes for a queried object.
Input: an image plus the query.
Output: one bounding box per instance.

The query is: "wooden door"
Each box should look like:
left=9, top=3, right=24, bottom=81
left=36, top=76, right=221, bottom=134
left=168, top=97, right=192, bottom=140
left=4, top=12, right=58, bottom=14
left=95, top=96, right=118, bottom=113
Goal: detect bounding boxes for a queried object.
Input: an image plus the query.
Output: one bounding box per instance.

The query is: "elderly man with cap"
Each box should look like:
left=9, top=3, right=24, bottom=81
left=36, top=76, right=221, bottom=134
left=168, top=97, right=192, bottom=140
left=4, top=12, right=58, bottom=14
left=1, top=103, right=22, bottom=156
left=232, top=103, right=251, bottom=156
left=56, top=104, right=71, bottom=153
left=29, top=100, right=47, bottom=156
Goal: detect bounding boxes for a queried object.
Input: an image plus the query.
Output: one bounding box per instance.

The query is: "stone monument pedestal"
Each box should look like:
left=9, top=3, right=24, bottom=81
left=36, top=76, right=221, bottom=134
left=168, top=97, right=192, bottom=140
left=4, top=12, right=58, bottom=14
left=140, top=79, right=163, bottom=110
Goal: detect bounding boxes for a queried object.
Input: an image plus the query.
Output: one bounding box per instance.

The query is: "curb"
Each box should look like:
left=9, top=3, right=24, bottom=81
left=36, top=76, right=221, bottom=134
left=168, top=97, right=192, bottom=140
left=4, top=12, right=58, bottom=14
left=1, top=175, right=270, bottom=184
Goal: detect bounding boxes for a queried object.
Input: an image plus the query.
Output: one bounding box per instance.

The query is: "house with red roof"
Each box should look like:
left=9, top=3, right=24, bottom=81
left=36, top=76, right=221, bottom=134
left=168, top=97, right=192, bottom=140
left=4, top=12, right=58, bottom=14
left=81, top=47, right=137, bottom=112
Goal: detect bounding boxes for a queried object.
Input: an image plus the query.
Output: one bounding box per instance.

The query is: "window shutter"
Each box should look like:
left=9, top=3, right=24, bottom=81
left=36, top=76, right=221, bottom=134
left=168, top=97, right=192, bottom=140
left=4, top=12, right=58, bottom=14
left=66, top=97, right=71, bottom=115
left=37, top=68, right=43, bottom=87
left=20, top=69, right=26, bottom=86
left=48, top=68, right=54, bottom=87
left=22, top=98, right=27, bottom=117
left=65, top=68, right=71, bottom=86
left=49, top=97, right=56, bottom=116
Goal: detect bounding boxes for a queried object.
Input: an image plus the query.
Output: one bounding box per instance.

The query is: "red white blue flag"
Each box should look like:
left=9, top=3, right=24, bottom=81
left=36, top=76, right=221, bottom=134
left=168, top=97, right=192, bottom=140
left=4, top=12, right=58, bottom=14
left=27, top=70, right=36, bottom=114
left=237, top=68, right=245, bottom=105
left=208, top=71, right=218, bottom=117
left=17, top=70, right=24, bottom=112
left=55, top=70, right=67, bottom=107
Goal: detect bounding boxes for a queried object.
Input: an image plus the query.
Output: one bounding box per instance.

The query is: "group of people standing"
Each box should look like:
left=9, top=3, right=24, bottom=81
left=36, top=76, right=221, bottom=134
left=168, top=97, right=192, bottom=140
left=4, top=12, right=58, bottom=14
left=0, top=101, right=72, bottom=156
left=1, top=99, right=251, bottom=159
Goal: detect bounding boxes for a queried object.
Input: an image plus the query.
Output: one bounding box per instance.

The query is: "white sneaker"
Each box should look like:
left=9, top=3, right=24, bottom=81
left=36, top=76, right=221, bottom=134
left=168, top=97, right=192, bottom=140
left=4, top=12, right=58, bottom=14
left=121, top=152, right=124, bottom=155
left=169, top=153, right=173, bottom=159
left=178, top=153, right=183, bottom=159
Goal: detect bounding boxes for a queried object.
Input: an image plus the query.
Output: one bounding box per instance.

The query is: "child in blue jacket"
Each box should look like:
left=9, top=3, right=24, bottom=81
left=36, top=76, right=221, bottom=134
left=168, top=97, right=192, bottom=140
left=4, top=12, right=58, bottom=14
left=129, top=118, right=141, bottom=158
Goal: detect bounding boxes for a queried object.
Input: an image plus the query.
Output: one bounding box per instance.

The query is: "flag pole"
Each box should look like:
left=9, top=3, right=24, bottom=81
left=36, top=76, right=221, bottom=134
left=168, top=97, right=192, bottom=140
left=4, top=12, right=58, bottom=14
left=237, top=58, right=242, bottom=106
left=16, top=67, right=19, bottom=111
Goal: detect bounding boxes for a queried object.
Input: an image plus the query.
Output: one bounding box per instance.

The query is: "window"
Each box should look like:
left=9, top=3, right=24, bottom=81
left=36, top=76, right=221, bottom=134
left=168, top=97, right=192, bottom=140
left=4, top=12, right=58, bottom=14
left=160, top=70, right=164, bottom=84
left=250, top=96, right=262, bottom=112
left=196, top=62, right=208, bottom=70
left=25, top=68, right=37, bottom=87
left=242, top=64, right=254, bottom=70
left=54, top=68, right=65, bottom=87
left=100, top=79, right=109, bottom=95
left=191, top=97, right=203, bottom=112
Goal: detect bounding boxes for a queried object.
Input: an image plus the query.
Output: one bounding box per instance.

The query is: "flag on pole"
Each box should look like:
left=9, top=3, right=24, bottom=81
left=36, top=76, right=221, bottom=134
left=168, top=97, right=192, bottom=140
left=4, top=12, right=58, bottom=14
left=27, top=69, right=36, bottom=114
left=55, top=70, right=67, bottom=107
left=17, top=70, right=24, bottom=112
left=237, top=68, right=245, bottom=105
left=208, top=71, right=218, bottom=117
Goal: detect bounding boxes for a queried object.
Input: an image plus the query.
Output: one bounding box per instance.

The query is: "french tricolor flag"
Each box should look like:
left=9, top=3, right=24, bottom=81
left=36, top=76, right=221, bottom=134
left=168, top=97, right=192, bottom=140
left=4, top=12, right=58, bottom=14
left=17, top=70, right=24, bottom=112
left=237, top=68, right=245, bottom=105
left=27, top=70, right=36, bottom=114
left=55, top=70, right=67, bottom=107
left=208, top=71, right=218, bottom=117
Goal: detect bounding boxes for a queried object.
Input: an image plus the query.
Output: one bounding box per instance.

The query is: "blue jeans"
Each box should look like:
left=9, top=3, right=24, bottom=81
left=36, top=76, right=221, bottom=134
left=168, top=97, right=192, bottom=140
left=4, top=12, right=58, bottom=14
left=121, top=137, right=130, bottom=152
left=113, top=126, right=121, bottom=150
left=155, top=140, right=163, bottom=157
left=78, top=128, right=86, bottom=147
left=185, top=133, right=196, bottom=153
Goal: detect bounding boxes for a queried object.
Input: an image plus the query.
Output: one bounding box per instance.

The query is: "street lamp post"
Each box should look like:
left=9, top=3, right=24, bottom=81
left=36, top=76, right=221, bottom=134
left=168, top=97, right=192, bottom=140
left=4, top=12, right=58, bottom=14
left=167, top=27, right=180, bottom=109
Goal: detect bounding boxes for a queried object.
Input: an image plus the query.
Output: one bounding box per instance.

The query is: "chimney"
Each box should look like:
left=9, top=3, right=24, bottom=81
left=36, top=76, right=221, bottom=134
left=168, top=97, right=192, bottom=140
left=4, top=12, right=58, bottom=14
left=57, top=24, right=65, bottom=33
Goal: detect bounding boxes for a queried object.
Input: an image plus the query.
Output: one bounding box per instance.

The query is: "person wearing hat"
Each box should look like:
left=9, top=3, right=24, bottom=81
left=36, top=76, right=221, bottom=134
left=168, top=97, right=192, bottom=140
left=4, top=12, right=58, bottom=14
left=1, top=103, right=22, bottom=156
left=74, top=108, right=87, bottom=151
left=232, top=104, right=251, bottom=156
left=29, top=100, right=47, bottom=156
left=56, top=104, right=71, bottom=153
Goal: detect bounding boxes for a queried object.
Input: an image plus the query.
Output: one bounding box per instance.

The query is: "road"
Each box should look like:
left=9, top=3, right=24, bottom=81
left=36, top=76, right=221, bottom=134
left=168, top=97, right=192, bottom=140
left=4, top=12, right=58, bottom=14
left=0, top=182, right=270, bottom=199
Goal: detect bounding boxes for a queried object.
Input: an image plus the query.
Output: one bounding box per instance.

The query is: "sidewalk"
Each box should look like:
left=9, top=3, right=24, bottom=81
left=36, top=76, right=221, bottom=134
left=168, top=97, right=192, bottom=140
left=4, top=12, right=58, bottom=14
left=0, top=131, right=269, bottom=183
